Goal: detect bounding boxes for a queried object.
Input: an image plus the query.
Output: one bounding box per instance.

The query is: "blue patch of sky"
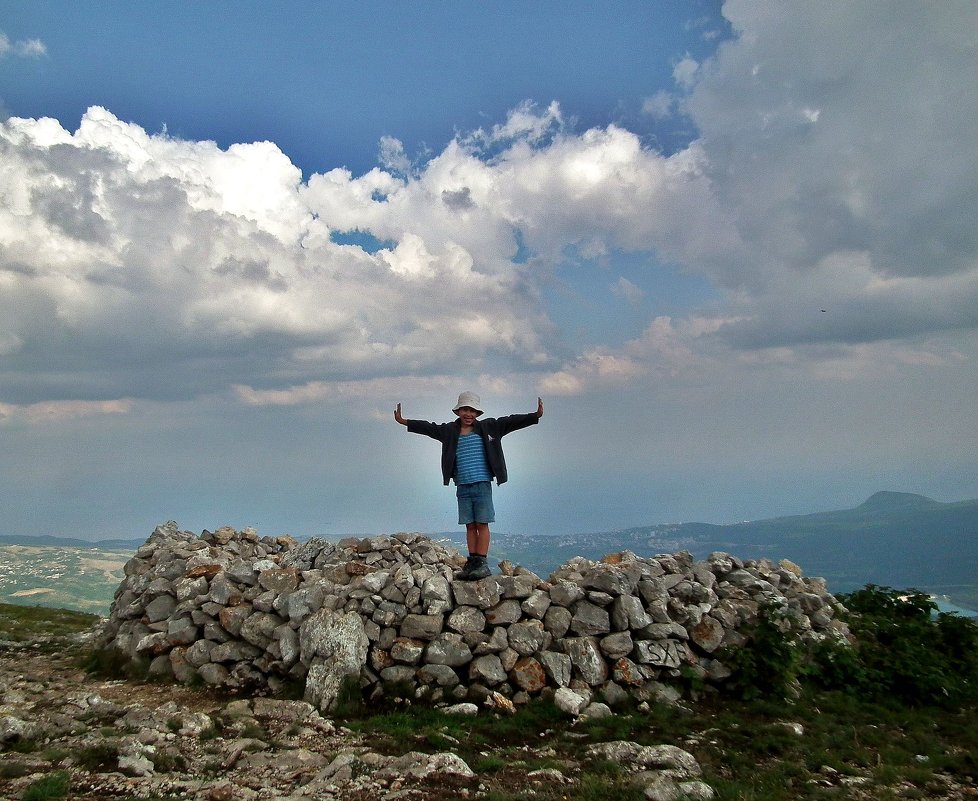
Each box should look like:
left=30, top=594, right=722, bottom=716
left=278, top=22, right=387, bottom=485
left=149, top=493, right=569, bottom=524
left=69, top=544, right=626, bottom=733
left=330, top=230, right=396, bottom=254
left=542, top=248, right=719, bottom=352
left=511, top=228, right=532, bottom=265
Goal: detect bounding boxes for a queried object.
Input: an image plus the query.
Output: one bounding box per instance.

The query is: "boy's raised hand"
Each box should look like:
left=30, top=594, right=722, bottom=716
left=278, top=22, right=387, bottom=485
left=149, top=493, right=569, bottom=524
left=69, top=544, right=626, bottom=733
left=394, top=403, right=407, bottom=425
left=536, top=397, right=544, bottom=418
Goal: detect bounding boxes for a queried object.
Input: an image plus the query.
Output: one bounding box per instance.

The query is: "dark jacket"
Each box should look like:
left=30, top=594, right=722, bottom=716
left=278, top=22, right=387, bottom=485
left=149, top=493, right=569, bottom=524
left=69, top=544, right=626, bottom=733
left=405, top=413, right=540, bottom=485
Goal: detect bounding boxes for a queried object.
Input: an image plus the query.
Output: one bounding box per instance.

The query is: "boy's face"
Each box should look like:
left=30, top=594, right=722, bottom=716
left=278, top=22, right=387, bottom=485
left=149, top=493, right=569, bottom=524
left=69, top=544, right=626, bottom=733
left=456, top=406, right=479, bottom=425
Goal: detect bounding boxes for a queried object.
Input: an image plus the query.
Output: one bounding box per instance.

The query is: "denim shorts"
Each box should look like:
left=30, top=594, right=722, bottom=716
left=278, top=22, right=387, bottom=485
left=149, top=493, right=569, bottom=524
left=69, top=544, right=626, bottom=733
left=456, top=481, right=495, bottom=525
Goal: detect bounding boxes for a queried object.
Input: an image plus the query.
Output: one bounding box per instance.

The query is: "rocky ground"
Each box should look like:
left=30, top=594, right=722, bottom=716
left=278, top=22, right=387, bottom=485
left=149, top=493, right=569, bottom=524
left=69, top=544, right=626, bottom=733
left=1, top=634, right=453, bottom=800
left=4, top=626, right=978, bottom=801
left=0, top=629, right=715, bottom=801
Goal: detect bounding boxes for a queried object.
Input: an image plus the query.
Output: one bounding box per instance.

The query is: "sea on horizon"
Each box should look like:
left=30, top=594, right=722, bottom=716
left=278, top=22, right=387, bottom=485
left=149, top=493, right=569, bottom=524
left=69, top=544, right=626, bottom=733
left=933, top=597, right=978, bottom=618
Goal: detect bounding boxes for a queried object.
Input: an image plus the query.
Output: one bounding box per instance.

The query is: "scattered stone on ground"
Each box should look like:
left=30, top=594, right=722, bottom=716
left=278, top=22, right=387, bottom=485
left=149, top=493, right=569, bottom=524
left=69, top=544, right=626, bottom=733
left=0, top=633, right=713, bottom=800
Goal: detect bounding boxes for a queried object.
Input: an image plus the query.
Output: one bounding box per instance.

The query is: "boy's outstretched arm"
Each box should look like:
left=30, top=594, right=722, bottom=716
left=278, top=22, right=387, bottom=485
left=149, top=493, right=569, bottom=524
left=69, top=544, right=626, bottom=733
left=536, top=397, right=544, bottom=419
left=394, top=403, right=407, bottom=426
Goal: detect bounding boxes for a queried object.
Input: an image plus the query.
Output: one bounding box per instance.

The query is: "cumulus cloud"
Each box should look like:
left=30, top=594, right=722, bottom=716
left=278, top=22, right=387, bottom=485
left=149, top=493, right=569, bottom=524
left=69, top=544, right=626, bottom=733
left=3, top=3, right=977, bottom=418
left=5, top=104, right=655, bottom=406
left=463, top=100, right=565, bottom=148
left=684, top=0, right=978, bottom=293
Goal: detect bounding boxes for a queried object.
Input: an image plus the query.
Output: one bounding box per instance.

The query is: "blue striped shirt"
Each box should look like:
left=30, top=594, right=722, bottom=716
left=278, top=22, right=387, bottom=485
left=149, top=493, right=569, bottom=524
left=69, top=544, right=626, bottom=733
left=455, top=433, right=492, bottom=484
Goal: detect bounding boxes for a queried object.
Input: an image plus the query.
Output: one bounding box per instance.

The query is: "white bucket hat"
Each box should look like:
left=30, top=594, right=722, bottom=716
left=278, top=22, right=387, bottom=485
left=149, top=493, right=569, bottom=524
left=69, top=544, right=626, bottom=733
left=452, top=391, right=483, bottom=416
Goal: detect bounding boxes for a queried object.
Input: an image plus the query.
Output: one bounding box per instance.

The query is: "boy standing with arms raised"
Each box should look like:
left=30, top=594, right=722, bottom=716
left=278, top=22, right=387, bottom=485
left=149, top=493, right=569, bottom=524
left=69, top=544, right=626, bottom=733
left=394, top=391, right=543, bottom=579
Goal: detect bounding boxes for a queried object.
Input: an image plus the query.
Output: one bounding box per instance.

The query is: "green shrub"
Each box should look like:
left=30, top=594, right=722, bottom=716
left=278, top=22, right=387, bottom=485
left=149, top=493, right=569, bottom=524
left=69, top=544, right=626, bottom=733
left=0, top=759, right=32, bottom=779
left=236, top=720, right=268, bottom=741
left=150, top=748, right=188, bottom=773
left=7, top=735, right=39, bottom=754
left=22, top=770, right=71, bottom=801
left=472, top=752, right=510, bottom=773
left=81, top=645, right=148, bottom=680
left=803, top=634, right=868, bottom=690
left=75, top=741, right=119, bottom=772
left=828, top=585, right=978, bottom=707
left=330, top=674, right=367, bottom=717
left=42, top=746, right=70, bottom=764
left=722, top=602, right=804, bottom=700
left=933, top=609, right=978, bottom=685
left=574, top=772, right=646, bottom=801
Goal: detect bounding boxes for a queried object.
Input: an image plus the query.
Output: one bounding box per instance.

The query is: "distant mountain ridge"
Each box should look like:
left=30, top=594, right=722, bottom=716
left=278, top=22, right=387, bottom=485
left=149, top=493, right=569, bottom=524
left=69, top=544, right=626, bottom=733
left=1, top=491, right=976, bottom=613
left=0, top=533, right=145, bottom=550
left=483, top=491, right=978, bottom=609
left=855, top=490, right=942, bottom=512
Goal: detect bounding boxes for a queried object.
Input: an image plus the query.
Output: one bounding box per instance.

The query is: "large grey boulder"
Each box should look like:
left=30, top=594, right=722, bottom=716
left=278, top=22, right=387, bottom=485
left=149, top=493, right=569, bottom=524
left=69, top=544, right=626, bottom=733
left=301, top=610, right=369, bottom=712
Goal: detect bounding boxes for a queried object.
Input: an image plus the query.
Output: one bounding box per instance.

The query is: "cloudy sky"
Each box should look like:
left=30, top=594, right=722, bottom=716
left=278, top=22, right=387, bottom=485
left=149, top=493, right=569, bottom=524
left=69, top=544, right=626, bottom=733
left=1, top=2, right=977, bottom=542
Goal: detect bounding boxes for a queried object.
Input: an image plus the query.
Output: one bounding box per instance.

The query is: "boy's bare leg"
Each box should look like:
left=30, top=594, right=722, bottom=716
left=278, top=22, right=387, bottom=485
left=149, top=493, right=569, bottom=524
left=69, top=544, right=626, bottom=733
left=465, top=523, right=479, bottom=555
left=465, top=523, right=490, bottom=555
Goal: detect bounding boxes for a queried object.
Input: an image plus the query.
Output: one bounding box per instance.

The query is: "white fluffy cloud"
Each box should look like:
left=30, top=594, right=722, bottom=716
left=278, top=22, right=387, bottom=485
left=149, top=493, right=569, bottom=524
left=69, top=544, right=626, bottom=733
left=2, top=2, right=977, bottom=421
left=681, top=0, right=978, bottom=344
left=0, top=102, right=720, bottom=410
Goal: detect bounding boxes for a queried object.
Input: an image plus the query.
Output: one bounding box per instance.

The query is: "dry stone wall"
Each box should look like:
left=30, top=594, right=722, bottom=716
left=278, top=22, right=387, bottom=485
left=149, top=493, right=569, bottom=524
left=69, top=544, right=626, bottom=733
left=97, top=522, right=850, bottom=712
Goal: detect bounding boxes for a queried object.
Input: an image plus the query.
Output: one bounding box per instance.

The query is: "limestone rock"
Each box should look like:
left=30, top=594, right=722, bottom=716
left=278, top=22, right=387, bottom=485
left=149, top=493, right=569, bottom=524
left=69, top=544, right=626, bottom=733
left=451, top=577, right=501, bottom=609
left=98, top=524, right=850, bottom=710
left=553, top=687, right=590, bottom=716
left=302, top=610, right=369, bottom=712
left=563, top=636, right=608, bottom=685
left=425, top=632, right=473, bottom=667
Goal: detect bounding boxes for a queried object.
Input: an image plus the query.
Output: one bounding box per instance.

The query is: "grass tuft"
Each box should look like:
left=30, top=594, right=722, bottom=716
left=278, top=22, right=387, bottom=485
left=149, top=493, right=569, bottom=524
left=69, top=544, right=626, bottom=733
left=22, top=771, right=71, bottom=801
